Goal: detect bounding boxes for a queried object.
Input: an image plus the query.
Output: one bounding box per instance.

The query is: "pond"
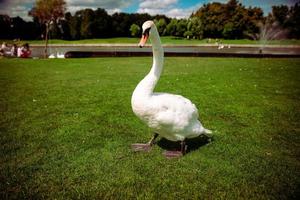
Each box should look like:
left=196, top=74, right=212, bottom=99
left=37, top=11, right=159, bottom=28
left=30, top=44, right=300, bottom=58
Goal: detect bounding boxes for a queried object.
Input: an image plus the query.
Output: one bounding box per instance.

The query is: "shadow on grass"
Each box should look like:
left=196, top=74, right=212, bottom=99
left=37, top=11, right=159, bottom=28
left=156, top=135, right=212, bottom=154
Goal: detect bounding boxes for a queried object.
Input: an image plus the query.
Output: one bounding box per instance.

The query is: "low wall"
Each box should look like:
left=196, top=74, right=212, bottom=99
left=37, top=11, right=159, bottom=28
left=65, top=51, right=300, bottom=58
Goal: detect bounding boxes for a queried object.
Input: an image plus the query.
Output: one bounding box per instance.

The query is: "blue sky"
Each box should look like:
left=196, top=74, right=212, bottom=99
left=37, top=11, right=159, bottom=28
left=0, top=0, right=298, bottom=21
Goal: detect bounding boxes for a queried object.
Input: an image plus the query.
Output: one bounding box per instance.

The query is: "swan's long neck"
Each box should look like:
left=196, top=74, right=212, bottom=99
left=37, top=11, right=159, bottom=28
left=134, top=28, right=164, bottom=97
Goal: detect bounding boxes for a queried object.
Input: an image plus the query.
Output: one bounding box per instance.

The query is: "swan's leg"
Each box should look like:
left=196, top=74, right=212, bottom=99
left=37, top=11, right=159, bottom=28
left=131, top=133, right=159, bottom=152
left=163, top=140, right=187, bottom=158
left=203, top=129, right=213, bottom=143
left=148, top=133, right=159, bottom=146
left=180, top=140, right=187, bottom=155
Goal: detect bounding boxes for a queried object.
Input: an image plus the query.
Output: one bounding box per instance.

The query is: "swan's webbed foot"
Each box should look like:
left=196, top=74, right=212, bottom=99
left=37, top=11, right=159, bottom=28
left=163, top=150, right=184, bottom=158
left=205, top=133, right=213, bottom=143
left=131, top=143, right=152, bottom=152
left=131, top=133, right=159, bottom=152
left=163, top=140, right=187, bottom=159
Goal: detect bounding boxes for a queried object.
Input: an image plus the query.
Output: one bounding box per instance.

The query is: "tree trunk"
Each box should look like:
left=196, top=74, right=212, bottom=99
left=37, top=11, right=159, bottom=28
left=44, top=23, right=49, bottom=58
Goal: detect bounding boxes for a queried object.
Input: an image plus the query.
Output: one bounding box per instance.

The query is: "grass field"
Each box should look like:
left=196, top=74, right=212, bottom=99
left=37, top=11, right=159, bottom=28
left=2, top=37, right=300, bottom=45
left=0, top=57, right=299, bottom=199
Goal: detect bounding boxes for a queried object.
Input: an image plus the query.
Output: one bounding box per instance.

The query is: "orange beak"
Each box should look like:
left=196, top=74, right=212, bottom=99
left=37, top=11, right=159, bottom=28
left=139, top=34, right=149, bottom=48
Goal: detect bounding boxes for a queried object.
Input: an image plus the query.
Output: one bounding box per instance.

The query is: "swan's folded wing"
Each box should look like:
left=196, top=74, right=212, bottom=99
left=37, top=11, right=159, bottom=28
left=150, top=93, right=199, bottom=131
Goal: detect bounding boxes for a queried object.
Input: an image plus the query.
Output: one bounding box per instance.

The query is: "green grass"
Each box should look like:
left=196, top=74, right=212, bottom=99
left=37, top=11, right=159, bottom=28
left=0, top=57, right=299, bottom=199
left=2, top=37, right=300, bottom=45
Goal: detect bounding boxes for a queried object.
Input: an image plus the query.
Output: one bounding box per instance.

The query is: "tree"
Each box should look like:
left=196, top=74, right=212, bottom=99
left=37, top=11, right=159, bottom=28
left=29, top=0, right=66, bottom=58
left=79, top=9, right=95, bottom=39
left=130, top=24, right=140, bottom=37
left=243, top=6, right=264, bottom=39
left=165, top=19, right=177, bottom=36
left=49, top=20, right=62, bottom=39
left=155, top=18, right=167, bottom=36
left=59, top=16, right=71, bottom=40
left=186, top=17, right=204, bottom=39
left=93, top=8, right=111, bottom=38
left=193, top=2, right=225, bottom=38
left=271, top=5, right=289, bottom=25
left=176, top=19, right=187, bottom=37
left=0, top=15, right=12, bottom=39
left=192, top=0, right=264, bottom=39
left=11, top=17, right=28, bottom=39
left=67, top=12, right=81, bottom=40
left=286, top=3, right=300, bottom=38
left=111, top=13, right=130, bottom=37
left=222, top=22, right=235, bottom=38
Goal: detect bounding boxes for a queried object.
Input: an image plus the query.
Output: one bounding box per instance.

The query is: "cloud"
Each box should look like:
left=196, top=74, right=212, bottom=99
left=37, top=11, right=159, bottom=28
left=65, top=0, right=132, bottom=14
left=0, top=1, right=34, bottom=21
left=106, top=8, right=122, bottom=15
left=0, top=0, right=132, bottom=21
left=137, top=0, right=200, bottom=18
left=139, top=0, right=177, bottom=9
left=166, top=8, right=194, bottom=19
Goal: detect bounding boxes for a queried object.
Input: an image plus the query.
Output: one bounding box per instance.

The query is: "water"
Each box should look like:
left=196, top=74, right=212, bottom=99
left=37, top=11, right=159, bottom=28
left=29, top=45, right=300, bottom=58
left=258, top=21, right=289, bottom=54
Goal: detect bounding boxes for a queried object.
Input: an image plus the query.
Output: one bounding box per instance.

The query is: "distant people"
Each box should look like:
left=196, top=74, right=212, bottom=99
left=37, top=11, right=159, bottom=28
left=1, top=42, right=7, bottom=50
left=10, top=44, right=18, bottom=57
left=19, top=43, right=31, bottom=58
left=0, top=42, right=8, bottom=56
left=17, top=46, right=22, bottom=57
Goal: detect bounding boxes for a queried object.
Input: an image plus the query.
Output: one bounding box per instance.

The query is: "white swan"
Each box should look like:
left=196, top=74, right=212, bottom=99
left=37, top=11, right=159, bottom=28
left=48, top=53, right=56, bottom=58
left=57, top=52, right=65, bottom=58
left=131, top=21, right=212, bottom=157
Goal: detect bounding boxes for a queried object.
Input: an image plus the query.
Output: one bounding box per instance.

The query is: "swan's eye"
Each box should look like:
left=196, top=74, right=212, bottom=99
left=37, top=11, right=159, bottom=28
left=143, top=28, right=151, bottom=36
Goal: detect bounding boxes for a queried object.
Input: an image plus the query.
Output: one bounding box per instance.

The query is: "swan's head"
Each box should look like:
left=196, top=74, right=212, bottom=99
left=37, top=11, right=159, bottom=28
left=139, top=20, right=156, bottom=48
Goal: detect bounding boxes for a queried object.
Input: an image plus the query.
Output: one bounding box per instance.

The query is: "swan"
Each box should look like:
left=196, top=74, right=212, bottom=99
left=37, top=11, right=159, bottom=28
left=57, top=52, right=65, bottom=58
left=48, top=53, right=56, bottom=58
left=131, top=21, right=212, bottom=158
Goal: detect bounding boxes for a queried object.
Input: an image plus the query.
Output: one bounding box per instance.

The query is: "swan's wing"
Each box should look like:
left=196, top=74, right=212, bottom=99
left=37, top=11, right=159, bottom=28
left=150, top=93, right=199, bottom=131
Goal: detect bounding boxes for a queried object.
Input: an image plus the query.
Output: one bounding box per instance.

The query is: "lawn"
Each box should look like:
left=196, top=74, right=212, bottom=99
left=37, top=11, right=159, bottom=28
left=2, top=37, right=300, bottom=45
left=0, top=57, right=299, bottom=199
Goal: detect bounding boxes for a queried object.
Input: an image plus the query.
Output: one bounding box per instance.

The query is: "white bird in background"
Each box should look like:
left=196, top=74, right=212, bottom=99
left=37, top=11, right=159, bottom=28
left=57, top=52, right=65, bottom=58
left=131, top=21, right=212, bottom=158
left=48, top=51, right=65, bottom=58
left=48, top=53, right=56, bottom=58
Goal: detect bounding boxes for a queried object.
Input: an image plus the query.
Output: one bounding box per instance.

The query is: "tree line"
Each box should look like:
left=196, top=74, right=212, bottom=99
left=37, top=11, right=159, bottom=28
left=0, top=0, right=299, bottom=40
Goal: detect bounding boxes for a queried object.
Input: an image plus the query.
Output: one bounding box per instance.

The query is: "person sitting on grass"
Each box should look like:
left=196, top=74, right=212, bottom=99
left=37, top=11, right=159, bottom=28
left=10, top=44, right=18, bottom=57
left=20, top=43, right=31, bottom=58
left=0, top=42, right=8, bottom=56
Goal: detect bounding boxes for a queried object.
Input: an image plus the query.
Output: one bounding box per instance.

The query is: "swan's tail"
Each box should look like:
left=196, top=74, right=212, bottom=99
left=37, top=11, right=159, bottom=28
left=203, top=128, right=213, bottom=137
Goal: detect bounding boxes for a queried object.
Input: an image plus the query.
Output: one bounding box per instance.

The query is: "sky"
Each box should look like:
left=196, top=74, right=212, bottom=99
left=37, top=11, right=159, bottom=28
left=0, top=0, right=298, bottom=21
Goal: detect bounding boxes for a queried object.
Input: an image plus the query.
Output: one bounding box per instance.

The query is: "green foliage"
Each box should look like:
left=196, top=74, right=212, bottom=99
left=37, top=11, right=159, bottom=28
left=175, top=19, right=187, bottom=37
left=286, top=3, right=300, bottom=38
left=29, top=0, right=66, bottom=24
left=222, top=22, right=235, bottom=39
left=155, top=18, right=167, bottom=36
left=165, top=19, right=177, bottom=36
left=49, top=21, right=62, bottom=39
left=192, top=0, right=264, bottom=39
left=267, top=3, right=300, bottom=39
left=129, top=24, right=140, bottom=37
left=93, top=8, right=111, bottom=38
left=79, top=9, right=95, bottom=39
left=0, top=58, right=299, bottom=199
left=271, top=5, right=289, bottom=25
left=183, top=31, right=192, bottom=39
left=67, top=13, right=81, bottom=40
left=186, top=17, right=204, bottom=39
left=1, top=0, right=300, bottom=40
